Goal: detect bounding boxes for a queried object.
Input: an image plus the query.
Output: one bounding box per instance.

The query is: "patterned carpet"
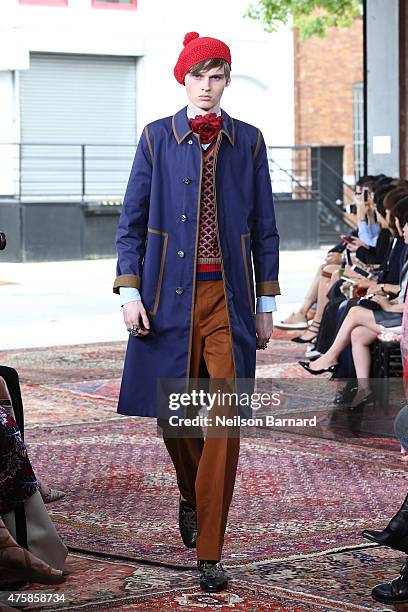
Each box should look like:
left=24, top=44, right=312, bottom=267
left=1, top=331, right=407, bottom=610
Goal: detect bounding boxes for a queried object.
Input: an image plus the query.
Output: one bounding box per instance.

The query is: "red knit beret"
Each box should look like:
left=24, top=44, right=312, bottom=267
left=173, top=32, right=231, bottom=85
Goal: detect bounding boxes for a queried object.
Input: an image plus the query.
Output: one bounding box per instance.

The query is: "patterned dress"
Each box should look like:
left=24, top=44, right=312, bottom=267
left=0, top=401, right=38, bottom=515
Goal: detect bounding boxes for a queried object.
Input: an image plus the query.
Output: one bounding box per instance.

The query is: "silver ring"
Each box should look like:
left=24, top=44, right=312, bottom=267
left=128, top=324, right=142, bottom=336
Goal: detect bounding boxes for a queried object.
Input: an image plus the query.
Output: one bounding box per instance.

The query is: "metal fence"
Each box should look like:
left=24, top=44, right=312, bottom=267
left=0, top=143, right=136, bottom=200
left=0, top=142, right=354, bottom=207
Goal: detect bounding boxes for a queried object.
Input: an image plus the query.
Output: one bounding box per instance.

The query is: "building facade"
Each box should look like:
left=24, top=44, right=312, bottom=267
left=294, top=18, right=364, bottom=184
left=0, top=0, right=295, bottom=199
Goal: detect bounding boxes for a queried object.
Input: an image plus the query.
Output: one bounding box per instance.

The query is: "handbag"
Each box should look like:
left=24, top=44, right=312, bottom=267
left=357, top=297, right=382, bottom=311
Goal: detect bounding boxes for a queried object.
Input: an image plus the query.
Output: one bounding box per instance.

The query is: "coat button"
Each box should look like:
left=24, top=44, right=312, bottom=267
left=182, top=177, right=192, bottom=185
left=177, top=250, right=185, bottom=258
left=176, top=287, right=184, bottom=295
left=188, top=140, right=193, bottom=145
left=180, top=214, right=188, bottom=222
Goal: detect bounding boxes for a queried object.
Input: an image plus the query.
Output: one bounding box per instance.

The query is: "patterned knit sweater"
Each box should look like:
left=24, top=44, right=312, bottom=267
left=196, top=141, right=222, bottom=281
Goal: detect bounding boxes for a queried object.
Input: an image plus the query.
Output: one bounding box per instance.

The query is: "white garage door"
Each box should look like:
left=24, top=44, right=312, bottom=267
left=19, top=53, right=137, bottom=198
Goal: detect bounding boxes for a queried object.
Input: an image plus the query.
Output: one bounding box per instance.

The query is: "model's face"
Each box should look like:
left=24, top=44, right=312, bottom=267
left=184, top=66, right=228, bottom=114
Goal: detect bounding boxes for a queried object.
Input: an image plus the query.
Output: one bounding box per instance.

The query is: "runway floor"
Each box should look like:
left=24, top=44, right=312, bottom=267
left=1, top=331, right=407, bottom=611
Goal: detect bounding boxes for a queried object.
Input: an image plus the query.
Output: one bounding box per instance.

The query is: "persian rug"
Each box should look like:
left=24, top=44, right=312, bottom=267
left=8, top=333, right=401, bottom=445
left=1, top=333, right=407, bottom=610
left=26, top=417, right=407, bottom=567
left=23, top=547, right=406, bottom=610
left=0, top=342, right=127, bottom=385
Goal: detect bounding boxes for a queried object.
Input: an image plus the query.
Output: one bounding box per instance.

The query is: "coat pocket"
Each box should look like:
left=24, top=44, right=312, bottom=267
left=241, top=232, right=255, bottom=315
left=142, top=228, right=168, bottom=315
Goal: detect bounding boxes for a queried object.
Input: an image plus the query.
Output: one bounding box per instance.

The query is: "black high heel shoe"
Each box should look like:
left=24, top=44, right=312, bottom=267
left=291, top=321, right=320, bottom=344
left=349, top=388, right=374, bottom=410
left=363, top=493, right=408, bottom=553
left=299, top=361, right=338, bottom=376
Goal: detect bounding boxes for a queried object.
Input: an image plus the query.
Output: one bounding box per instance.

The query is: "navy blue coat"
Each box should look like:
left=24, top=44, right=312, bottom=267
left=113, top=107, right=280, bottom=417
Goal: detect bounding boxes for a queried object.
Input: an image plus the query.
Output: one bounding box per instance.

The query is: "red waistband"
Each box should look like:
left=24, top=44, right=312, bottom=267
left=196, top=262, right=222, bottom=272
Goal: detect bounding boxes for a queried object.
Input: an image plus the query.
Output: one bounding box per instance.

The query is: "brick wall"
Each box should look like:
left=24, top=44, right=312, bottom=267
left=294, top=18, right=363, bottom=182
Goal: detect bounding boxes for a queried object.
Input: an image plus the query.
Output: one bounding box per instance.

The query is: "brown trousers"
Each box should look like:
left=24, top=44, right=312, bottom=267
left=161, top=280, right=240, bottom=561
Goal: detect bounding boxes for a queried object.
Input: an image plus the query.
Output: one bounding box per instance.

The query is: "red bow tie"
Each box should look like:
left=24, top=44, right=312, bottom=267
left=188, top=113, right=224, bottom=144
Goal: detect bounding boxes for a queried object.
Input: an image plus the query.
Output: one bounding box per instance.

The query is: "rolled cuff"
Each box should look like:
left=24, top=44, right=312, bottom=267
left=119, top=287, right=142, bottom=307
left=113, top=274, right=141, bottom=295
left=256, top=280, right=281, bottom=297
left=256, top=296, right=277, bottom=313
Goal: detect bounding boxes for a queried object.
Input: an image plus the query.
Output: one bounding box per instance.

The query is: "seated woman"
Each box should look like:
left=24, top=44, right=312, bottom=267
left=312, top=194, right=408, bottom=373
left=0, top=365, right=64, bottom=505
left=290, top=177, right=383, bottom=345
left=274, top=177, right=378, bottom=332
left=0, top=375, right=67, bottom=586
left=298, top=215, right=408, bottom=409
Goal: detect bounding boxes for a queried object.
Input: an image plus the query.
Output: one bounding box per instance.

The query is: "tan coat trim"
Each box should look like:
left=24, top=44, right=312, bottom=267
left=241, top=233, right=255, bottom=316
left=185, top=133, right=203, bottom=385
left=146, top=228, right=168, bottom=316
left=214, top=134, right=237, bottom=380
left=172, top=114, right=192, bottom=144
left=113, top=274, right=141, bottom=294
left=256, top=280, right=281, bottom=297
left=144, top=125, right=154, bottom=162
left=253, top=129, right=262, bottom=161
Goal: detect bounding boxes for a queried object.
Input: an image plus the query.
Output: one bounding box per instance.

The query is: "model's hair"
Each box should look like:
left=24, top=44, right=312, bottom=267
left=356, top=175, right=376, bottom=190
left=391, top=196, right=408, bottom=229
left=374, top=183, right=395, bottom=216
left=383, top=186, right=408, bottom=211
left=188, top=58, right=231, bottom=85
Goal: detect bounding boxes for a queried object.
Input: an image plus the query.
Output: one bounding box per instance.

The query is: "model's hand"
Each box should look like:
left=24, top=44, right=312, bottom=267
left=256, top=312, right=273, bottom=349
left=122, top=301, right=150, bottom=336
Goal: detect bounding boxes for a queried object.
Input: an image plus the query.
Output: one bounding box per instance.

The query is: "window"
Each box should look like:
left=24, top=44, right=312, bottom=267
left=92, top=0, right=137, bottom=9
left=352, top=82, right=364, bottom=181
left=19, top=0, right=68, bottom=5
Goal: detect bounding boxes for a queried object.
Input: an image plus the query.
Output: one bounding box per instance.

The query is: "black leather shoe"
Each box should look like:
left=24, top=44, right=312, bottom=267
left=179, top=499, right=197, bottom=548
left=198, top=561, right=228, bottom=592
left=333, top=381, right=358, bottom=406
left=362, top=493, right=408, bottom=553
left=372, top=561, right=408, bottom=603
left=350, top=388, right=373, bottom=410
left=299, top=361, right=338, bottom=376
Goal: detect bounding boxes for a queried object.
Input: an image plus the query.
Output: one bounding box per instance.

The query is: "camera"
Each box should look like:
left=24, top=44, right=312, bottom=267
left=344, top=204, right=357, bottom=214
left=0, top=232, right=6, bottom=251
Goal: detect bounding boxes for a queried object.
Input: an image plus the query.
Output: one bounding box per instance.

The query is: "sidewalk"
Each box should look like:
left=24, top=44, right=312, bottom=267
left=0, top=248, right=329, bottom=349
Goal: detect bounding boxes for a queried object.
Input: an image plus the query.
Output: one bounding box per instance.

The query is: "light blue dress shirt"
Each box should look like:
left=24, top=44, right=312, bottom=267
left=358, top=220, right=379, bottom=247
left=119, top=287, right=276, bottom=313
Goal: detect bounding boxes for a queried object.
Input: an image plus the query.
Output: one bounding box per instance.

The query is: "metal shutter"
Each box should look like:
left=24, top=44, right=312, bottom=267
left=19, top=53, right=137, bottom=198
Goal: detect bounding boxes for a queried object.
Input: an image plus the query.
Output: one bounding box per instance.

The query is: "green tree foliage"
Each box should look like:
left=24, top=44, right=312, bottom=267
left=246, top=0, right=362, bottom=40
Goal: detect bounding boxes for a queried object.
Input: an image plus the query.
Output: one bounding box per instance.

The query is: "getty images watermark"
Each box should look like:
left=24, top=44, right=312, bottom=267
left=165, top=389, right=317, bottom=428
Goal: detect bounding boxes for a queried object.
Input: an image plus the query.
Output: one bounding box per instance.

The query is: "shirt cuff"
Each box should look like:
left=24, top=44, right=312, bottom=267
left=119, top=287, right=142, bottom=307
left=256, top=296, right=277, bottom=313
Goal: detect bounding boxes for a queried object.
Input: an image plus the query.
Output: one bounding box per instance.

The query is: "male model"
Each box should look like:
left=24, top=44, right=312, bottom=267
left=113, top=32, right=280, bottom=592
